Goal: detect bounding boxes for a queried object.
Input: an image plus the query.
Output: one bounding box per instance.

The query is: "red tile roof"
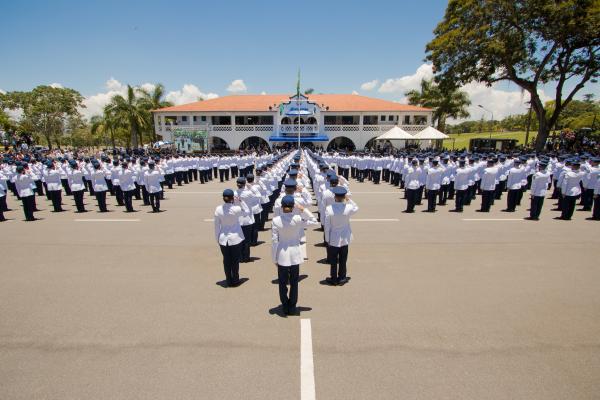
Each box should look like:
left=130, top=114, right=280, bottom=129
left=154, top=94, right=431, bottom=113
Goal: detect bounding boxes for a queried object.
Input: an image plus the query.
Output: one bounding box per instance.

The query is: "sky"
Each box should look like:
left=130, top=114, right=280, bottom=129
left=1, top=0, right=598, bottom=122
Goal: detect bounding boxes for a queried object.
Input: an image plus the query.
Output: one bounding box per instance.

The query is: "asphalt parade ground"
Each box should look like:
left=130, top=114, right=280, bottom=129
left=1, top=178, right=599, bottom=400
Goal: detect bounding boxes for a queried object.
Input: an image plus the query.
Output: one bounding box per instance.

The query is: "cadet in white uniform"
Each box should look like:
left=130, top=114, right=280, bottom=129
left=271, top=195, right=318, bottom=315
left=558, top=159, right=585, bottom=220
left=425, top=159, right=443, bottom=212
left=91, top=161, right=109, bottom=212
left=324, top=186, right=359, bottom=285
left=214, top=189, right=245, bottom=287
left=67, top=159, right=87, bottom=213
left=144, top=161, right=163, bottom=212
left=479, top=159, right=498, bottom=212
left=14, top=165, right=36, bottom=221
left=44, top=160, right=65, bottom=212
left=527, top=161, right=551, bottom=220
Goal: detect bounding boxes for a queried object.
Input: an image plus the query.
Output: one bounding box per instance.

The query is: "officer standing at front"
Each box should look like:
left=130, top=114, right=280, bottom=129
left=271, top=195, right=318, bottom=315
left=324, top=186, right=359, bottom=285
left=214, top=189, right=244, bottom=287
left=527, top=161, right=551, bottom=220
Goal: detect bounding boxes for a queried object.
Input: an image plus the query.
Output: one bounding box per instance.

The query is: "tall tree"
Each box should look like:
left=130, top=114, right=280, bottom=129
left=426, top=0, right=600, bottom=150
left=106, top=85, right=147, bottom=148
left=0, top=85, right=84, bottom=149
left=138, top=84, right=173, bottom=142
left=91, top=105, right=121, bottom=149
left=405, top=79, right=471, bottom=132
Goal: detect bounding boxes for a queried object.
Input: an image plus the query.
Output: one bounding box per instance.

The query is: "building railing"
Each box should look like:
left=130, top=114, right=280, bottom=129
left=159, top=123, right=427, bottom=134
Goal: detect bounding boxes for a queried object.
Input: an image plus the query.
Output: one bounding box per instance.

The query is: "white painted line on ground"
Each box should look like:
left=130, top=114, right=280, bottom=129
left=301, top=319, right=316, bottom=400
left=203, top=218, right=215, bottom=222
left=350, top=218, right=399, bottom=222
left=349, top=192, right=402, bottom=194
left=167, top=191, right=224, bottom=194
left=462, top=218, right=524, bottom=221
left=74, top=219, right=141, bottom=222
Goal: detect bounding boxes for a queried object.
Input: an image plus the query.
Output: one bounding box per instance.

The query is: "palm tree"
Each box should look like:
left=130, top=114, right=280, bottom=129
left=91, top=105, right=120, bottom=149
left=405, top=79, right=471, bottom=132
left=138, top=83, right=173, bottom=142
left=106, top=85, right=147, bottom=148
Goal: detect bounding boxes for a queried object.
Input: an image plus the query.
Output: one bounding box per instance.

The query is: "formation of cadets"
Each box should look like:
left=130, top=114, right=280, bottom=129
left=214, top=150, right=358, bottom=316
left=320, top=151, right=600, bottom=221
left=0, top=151, right=274, bottom=222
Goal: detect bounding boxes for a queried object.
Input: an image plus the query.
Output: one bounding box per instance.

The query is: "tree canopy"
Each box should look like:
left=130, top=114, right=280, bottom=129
left=405, top=78, right=471, bottom=132
left=426, top=0, right=600, bottom=150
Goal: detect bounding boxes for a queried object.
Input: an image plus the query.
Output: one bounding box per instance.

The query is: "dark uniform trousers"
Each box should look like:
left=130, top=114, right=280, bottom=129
left=123, top=190, right=134, bottom=212
left=561, top=195, right=578, bottom=220
left=454, top=189, right=467, bottom=211
left=220, top=243, right=241, bottom=285
left=427, top=189, right=438, bottom=211
left=448, top=181, right=455, bottom=199
left=530, top=195, right=544, bottom=219
left=21, top=195, right=35, bottom=221
left=73, top=190, right=85, bottom=212
left=438, top=184, right=449, bottom=205
left=581, top=188, right=594, bottom=210
left=95, top=190, right=108, bottom=212
left=252, top=213, right=261, bottom=245
left=61, top=178, right=72, bottom=195
left=149, top=192, right=161, bottom=212
left=506, top=189, right=519, bottom=211
left=48, top=190, right=63, bottom=212
left=35, top=180, right=44, bottom=196
left=480, top=190, right=494, bottom=212
left=328, top=245, right=348, bottom=281
left=240, top=224, right=253, bottom=261
left=278, top=264, right=299, bottom=310
left=142, top=186, right=150, bottom=205
left=114, top=186, right=124, bottom=206
left=592, top=195, right=600, bottom=220
left=405, top=188, right=418, bottom=212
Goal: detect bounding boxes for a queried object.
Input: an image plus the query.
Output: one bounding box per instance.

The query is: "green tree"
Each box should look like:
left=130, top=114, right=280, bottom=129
left=426, top=0, right=600, bottom=151
left=138, top=83, right=173, bottom=142
left=91, top=105, right=122, bottom=149
left=405, top=79, right=471, bottom=132
left=106, top=85, right=147, bottom=148
left=1, top=85, right=84, bottom=149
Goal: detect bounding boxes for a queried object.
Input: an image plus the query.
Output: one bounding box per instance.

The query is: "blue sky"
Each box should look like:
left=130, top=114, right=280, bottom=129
left=1, top=0, right=597, bottom=120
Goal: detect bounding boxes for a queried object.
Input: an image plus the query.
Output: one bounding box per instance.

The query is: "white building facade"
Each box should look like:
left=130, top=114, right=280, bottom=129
left=152, top=93, right=433, bottom=151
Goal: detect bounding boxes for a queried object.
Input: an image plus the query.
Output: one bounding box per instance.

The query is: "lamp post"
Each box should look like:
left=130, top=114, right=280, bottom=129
left=477, top=104, right=493, bottom=140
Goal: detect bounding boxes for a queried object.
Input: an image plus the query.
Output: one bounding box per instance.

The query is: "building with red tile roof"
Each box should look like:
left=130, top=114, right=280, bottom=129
left=152, top=93, right=433, bottom=151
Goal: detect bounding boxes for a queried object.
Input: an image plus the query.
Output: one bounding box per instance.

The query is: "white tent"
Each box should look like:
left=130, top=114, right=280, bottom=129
left=412, top=126, right=449, bottom=140
left=376, top=126, right=415, bottom=140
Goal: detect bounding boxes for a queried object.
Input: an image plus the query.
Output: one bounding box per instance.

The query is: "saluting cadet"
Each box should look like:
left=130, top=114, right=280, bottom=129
left=558, top=159, right=585, bottom=220
left=119, top=161, right=137, bottom=213
left=214, top=189, right=244, bottom=287
left=479, top=159, right=498, bottom=212
left=14, top=165, right=36, bottom=221
left=403, top=159, right=421, bottom=213
left=144, top=161, right=163, bottom=213
left=67, top=159, right=87, bottom=213
left=324, top=186, right=359, bottom=286
left=0, top=169, right=7, bottom=221
left=91, top=161, right=109, bottom=212
left=590, top=163, right=600, bottom=221
left=581, top=157, right=599, bottom=211
left=44, top=160, right=65, bottom=212
left=111, top=160, right=124, bottom=206
left=451, top=159, right=469, bottom=212
left=527, top=161, right=551, bottom=221
left=234, top=177, right=256, bottom=262
left=245, top=173, right=263, bottom=246
left=59, top=158, right=72, bottom=195
left=271, top=195, right=318, bottom=315
left=425, top=158, right=443, bottom=212
left=504, top=158, right=523, bottom=212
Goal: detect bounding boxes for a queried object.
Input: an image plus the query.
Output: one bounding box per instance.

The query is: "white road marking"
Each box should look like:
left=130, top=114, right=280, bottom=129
left=74, top=219, right=141, bottom=222
left=167, top=191, right=224, bottom=194
left=462, top=218, right=524, bottom=221
left=203, top=218, right=215, bottom=222
left=350, top=218, right=399, bottom=222
left=301, top=319, right=316, bottom=400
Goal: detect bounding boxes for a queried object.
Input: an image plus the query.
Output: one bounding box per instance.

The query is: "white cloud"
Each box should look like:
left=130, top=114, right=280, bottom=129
left=226, top=79, right=247, bottom=93
left=261, top=91, right=267, bottom=95
left=351, top=90, right=359, bottom=95
left=49, top=82, right=63, bottom=89
left=360, top=79, right=379, bottom=91
left=165, top=84, right=218, bottom=105
left=378, top=64, right=434, bottom=94
left=0, top=88, right=5, bottom=94
left=378, top=63, right=552, bottom=121
left=79, top=79, right=218, bottom=120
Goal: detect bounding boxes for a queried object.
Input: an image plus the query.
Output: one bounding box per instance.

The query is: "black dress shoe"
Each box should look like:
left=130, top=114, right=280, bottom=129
left=325, top=277, right=338, bottom=286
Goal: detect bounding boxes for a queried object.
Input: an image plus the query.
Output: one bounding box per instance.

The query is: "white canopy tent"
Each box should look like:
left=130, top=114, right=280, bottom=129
left=376, top=126, right=415, bottom=140
left=411, top=126, right=449, bottom=140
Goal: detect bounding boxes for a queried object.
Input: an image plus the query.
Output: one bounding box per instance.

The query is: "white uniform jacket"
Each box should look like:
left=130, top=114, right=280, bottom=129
left=271, top=209, right=318, bottom=267
left=324, top=199, right=359, bottom=247
left=214, top=203, right=244, bottom=246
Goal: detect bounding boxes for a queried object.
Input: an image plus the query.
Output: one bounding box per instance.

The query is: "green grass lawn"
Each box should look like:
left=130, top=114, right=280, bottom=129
left=442, top=131, right=538, bottom=150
